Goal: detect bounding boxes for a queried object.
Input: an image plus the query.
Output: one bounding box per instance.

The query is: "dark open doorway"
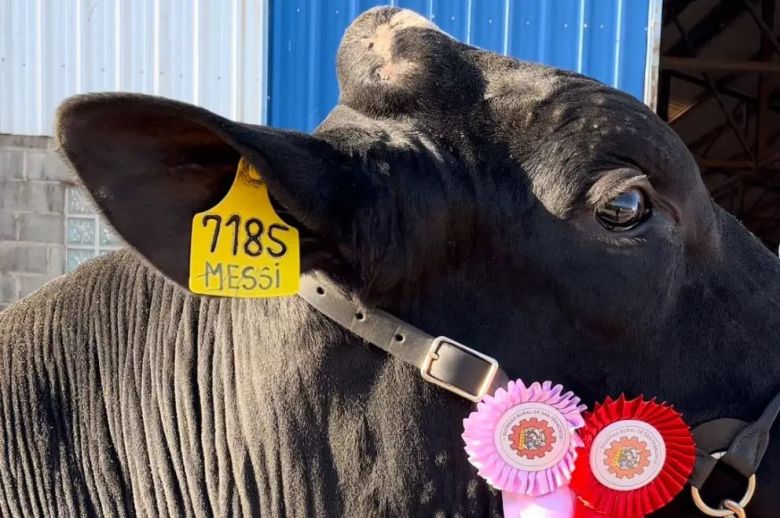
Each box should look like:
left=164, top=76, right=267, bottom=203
left=659, top=0, right=780, bottom=251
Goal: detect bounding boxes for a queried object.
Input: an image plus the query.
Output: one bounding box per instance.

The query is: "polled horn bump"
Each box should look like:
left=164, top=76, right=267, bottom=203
left=335, top=7, right=484, bottom=116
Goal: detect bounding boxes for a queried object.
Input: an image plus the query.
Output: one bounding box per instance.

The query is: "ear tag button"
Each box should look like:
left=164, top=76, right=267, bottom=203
left=188, top=158, right=300, bottom=297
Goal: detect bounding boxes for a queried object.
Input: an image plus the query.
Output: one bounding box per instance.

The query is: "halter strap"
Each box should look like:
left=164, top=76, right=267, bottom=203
left=691, top=391, right=780, bottom=488
left=298, top=274, right=508, bottom=402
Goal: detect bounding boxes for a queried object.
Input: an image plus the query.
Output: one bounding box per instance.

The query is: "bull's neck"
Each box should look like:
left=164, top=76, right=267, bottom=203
left=339, top=215, right=780, bottom=425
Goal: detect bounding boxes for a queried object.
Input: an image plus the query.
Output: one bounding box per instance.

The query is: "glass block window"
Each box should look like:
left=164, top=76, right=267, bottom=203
left=65, top=187, right=123, bottom=271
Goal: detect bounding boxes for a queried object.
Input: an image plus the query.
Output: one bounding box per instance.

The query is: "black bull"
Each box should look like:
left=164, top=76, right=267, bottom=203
left=0, top=7, right=778, bottom=517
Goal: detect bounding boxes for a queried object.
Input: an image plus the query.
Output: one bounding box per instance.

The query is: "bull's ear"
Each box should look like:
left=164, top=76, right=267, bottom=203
left=55, top=93, right=370, bottom=289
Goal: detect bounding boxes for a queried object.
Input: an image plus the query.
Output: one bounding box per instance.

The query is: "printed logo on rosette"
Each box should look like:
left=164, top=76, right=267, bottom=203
left=589, top=420, right=666, bottom=491
left=495, top=403, right=571, bottom=472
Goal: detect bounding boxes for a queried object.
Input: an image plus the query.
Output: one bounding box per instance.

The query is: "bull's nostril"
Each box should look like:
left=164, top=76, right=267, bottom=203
left=367, top=41, right=374, bottom=50
left=356, top=312, right=365, bottom=321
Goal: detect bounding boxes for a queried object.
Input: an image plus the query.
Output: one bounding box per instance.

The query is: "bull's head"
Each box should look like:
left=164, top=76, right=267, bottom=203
left=56, top=8, right=779, bottom=513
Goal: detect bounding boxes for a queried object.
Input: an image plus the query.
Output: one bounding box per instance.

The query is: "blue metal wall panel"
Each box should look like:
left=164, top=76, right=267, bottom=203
left=618, top=0, right=651, bottom=99
left=470, top=1, right=508, bottom=51
left=269, top=0, right=652, bottom=132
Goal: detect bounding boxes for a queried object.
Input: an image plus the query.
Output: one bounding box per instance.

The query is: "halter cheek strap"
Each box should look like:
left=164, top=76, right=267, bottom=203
left=298, top=274, right=509, bottom=402
left=691, top=392, right=780, bottom=488
left=690, top=391, right=780, bottom=516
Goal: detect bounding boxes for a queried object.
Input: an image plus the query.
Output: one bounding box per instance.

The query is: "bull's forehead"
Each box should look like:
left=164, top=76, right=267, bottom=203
left=483, top=63, right=698, bottom=190
left=486, top=69, right=701, bottom=221
left=334, top=7, right=699, bottom=211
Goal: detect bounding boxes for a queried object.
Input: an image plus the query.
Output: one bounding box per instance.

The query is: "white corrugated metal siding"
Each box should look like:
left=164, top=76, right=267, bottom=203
left=0, top=0, right=268, bottom=136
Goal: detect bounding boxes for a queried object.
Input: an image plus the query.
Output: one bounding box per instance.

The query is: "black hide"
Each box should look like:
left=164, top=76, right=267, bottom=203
left=0, top=7, right=778, bottom=517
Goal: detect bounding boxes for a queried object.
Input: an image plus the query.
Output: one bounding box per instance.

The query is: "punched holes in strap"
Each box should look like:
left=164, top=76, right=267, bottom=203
left=299, top=274, right=508, bottom=403
left=298, top=275, right=434, bottom=367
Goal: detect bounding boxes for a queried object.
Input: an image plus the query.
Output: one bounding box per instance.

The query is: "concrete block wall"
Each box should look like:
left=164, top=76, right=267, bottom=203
left=0, top=134, right=73, bottom=311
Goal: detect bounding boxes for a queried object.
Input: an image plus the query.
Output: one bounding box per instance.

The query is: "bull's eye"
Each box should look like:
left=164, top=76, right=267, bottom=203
left=595, top=189, right=650, bottom=231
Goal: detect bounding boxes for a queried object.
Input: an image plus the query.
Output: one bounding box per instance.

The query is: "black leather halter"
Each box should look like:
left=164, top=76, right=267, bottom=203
left=689, top=392, right=780, bottom=513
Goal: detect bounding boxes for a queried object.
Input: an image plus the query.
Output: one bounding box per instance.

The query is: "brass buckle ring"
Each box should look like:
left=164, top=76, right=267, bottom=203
left=691, top=451, right=757, bottom=517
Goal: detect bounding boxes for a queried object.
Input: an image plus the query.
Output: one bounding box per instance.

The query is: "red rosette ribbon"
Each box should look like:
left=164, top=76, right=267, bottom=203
left=570, top=395, right=695, bottom=518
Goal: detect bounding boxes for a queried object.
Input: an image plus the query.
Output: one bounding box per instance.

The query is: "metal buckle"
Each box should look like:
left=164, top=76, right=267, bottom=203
left=420, top=336, right=499, bottom=402
left=691, top=451, right=757, bottom=517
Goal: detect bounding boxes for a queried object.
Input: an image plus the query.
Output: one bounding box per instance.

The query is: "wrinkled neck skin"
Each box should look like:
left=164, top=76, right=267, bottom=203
left=0, top=251, right=497, bottom=517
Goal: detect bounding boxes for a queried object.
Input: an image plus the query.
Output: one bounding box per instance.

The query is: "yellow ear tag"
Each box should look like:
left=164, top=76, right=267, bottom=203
left=188, top=158, right=300, bottom=297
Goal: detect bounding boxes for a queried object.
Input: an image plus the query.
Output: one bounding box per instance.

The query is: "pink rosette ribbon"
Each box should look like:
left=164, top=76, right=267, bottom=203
left=462, top=380, right=586, bottom=517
